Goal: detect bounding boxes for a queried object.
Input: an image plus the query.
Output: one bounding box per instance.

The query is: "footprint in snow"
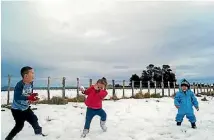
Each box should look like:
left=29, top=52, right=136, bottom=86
left=159, top=131, right=172, bottom=136
left=147, top=137, right=155, bottom=140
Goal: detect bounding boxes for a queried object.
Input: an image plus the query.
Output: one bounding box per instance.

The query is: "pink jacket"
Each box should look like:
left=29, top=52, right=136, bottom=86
left=84, top=85, right=108, bottom=109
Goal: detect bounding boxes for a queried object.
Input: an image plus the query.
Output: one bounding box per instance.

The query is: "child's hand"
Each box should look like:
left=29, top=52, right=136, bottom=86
left=175, top=105, right=180, bottom=109
left=196, top=107, right=199, bottom=111
left=80, top=86, right=85, bottom=93
left=94, top=84, right=99, bottom=90
left=28, top=95, right=39, bottom=102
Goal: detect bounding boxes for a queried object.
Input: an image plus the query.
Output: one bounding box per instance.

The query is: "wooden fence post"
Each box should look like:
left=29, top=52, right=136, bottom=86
left=201, top=83, right=203, bottom=93
left=132, top=81, right=134, bottom=97
left=161, top=81, right=164, bottom=97
left=196, top=83, right=199, bottom=94
left=204, top=83, right=206, bottom=93
left=122, top=80, right=125, bottom=98
left=154, top=81, right=157, bottom=95
left=47, top=77, right=50, bottom=101
left=89, top=79, right=92, bottom=87
left=62, top=77, right=66, bottom=98
left=213, top=83, right=214, bottom=91
left=112, top=80, right=115, bottom=97
left=140, top=81, right=142, bottom=93
left=148, top=81, right=150, bottom=93
left=168, top=81, right=170, bottom=96
left=7, top=75, right=11, bottom=105
left=206, top=83, right=209, bottom=93
left=193, top=82, right=195, bottom=93
left=77, top=78, right=80, bottom=97
left=173, top=81, right=176, bottom=95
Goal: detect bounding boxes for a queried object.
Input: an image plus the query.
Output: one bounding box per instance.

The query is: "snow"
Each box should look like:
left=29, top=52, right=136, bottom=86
left=1, top=95, right=214, bottom=140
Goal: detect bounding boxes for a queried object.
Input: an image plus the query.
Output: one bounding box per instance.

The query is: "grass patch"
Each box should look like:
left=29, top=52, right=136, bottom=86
left=133, top=92, right=144, bottom=99
left=1, top=104, right=11, bottom=109
left=110, top=95, right=120, bottom=101
left=144, top=92, right=151, bottom=98
left=67, top=95, right=85, bottom=102
left=38, top=96, right=68, bottom=105
left=150, top=93, right=162, bottom=98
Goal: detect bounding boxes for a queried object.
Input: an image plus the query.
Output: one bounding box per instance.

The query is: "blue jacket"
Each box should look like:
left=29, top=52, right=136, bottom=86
left=174, top=79, right=199, bottom=114
left=11, top=80, right=33, bottom=111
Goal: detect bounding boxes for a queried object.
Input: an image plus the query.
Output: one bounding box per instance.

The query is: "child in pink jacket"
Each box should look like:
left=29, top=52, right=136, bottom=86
left=80, top=77, right=108, bottom=138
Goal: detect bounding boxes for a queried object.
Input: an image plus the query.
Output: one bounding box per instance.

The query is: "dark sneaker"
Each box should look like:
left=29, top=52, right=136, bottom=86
left=191, top=123, right=197, bottom=129
left=177, top=122, right=182, bottom=126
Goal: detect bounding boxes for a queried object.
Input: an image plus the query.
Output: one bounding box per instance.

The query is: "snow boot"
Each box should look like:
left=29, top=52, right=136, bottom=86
left=100, top=120, right=107, bottom=132
left=191, top=122, right=197, bottom=129
left=5, top=134, right=14, bottom=140
left=81, top=129, right=89, bottom=138
left=5, top=136, right=13, bottom=140
left=177, top=122, right=182, bottom=126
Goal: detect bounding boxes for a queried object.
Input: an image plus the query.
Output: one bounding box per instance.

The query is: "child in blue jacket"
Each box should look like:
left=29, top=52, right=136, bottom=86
left=174, top=79, right=199, bottom=129
left=5, top=66, right=42, bottom=140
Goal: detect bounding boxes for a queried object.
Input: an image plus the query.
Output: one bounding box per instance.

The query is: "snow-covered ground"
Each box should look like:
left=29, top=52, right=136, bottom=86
left=2, top=88, right=211, bottom=105
left=1, top=96, right=214, bottom=140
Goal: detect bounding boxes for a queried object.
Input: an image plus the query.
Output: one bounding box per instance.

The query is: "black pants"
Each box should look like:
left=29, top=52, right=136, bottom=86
left=6, top=108, right=42, bottom=140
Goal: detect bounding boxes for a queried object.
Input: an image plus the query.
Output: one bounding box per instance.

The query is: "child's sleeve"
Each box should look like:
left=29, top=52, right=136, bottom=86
left=191, top=92, right=199, bottom=108
left=83, top=86, right=94, bottom=95
left=174, top=92, right=180, bottom=106
left=14, top=82, right=28, bottom=100
left=98, top=90, right=108, bottom=100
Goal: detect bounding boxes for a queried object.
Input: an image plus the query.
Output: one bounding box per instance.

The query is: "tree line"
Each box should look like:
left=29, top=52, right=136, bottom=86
left=128, top=64, right=177, bottom=88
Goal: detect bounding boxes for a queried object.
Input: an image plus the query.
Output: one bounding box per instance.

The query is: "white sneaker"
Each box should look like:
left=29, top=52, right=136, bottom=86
left=81, top=129, right=89, bottom=138
left=100, top=121, right=107, bottom=132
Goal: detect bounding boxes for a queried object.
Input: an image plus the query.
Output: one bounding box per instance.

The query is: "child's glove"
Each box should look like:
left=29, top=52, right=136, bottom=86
left=27, top=94, right=39, bottom=101
left=196, top=107, right=199, bottom=111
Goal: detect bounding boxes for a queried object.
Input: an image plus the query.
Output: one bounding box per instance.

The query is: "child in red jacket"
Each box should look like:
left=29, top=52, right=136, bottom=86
left=80, top=77, right=108, bottom=138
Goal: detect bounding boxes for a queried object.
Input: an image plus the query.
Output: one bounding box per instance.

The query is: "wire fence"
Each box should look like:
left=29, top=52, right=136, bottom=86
left=1, top=75, right=214, bottom=105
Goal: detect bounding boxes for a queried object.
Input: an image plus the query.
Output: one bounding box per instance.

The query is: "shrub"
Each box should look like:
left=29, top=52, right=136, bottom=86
left=150, top=93, right=161, bottom=98
left=209, top=91, right=214, bottom=96
left=110, top=95, right=120, bottom=101
left=144, top=92, right=151, bottom=98
left=133, top=92, right=144, bottom=99
left=1, top=104, right=11, bottom=109
left=200, top=91, right=214, bottom=96
left=38, top=96, right=68, bottom=105
left=67, top=95, right=85, bottom=102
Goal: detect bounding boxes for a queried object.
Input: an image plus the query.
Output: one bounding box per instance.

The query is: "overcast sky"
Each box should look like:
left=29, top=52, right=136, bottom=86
left=1, top=0, right=214, bottom=86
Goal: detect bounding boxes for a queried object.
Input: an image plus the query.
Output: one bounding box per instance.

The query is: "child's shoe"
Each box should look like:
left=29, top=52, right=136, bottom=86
left=81, top=129, right=89, bottom=138
left=100, top=120, right=107, bottom=132
left=177, top=122, right=182, bottom=126
left=191, top=122, right=197, bottom=129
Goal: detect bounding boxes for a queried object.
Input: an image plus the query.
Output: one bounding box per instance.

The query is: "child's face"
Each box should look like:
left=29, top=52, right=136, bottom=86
left=181, top=85, right=188, bottom=91
left=97, top=83, right=105, bottom=90
left=24, top=69, right=34, bottom=83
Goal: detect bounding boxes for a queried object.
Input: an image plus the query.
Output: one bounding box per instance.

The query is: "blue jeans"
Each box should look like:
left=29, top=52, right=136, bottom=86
left=84, top=107, right=107, bottom=129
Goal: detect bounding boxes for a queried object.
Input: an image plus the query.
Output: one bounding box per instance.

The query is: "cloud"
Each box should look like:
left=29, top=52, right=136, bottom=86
left=1, top=0, right=214, bottom=85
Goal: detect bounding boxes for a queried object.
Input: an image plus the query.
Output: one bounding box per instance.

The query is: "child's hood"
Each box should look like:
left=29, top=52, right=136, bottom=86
left=179, top=78, right=191, bottom=92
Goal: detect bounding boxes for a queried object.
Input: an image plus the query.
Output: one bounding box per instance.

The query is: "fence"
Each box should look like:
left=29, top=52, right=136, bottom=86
left=2, top=75, right=214, bottom=105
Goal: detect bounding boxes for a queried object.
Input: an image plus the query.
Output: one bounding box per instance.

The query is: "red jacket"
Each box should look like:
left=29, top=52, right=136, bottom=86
left=84, top=85, right=108, bottom=109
